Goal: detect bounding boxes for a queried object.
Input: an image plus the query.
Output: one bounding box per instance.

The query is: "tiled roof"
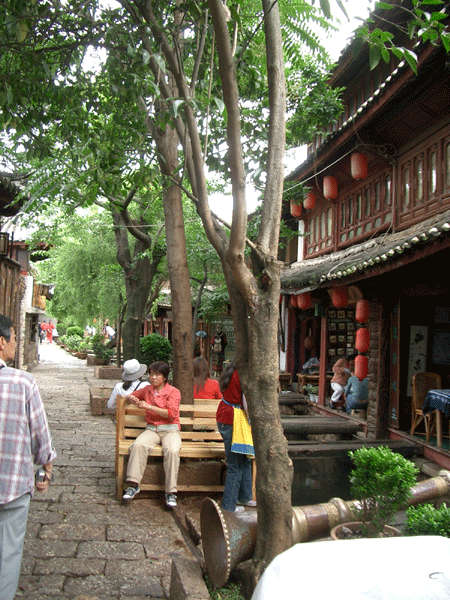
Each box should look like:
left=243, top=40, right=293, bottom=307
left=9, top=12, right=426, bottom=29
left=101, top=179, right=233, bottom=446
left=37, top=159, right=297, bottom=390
left=281, top=209, right=450, bottom=291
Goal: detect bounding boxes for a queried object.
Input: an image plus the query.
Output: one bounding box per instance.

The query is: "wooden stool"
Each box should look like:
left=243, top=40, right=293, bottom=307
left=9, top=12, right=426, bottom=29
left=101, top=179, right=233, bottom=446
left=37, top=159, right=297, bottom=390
left=350, top=408, right=367, bottom=419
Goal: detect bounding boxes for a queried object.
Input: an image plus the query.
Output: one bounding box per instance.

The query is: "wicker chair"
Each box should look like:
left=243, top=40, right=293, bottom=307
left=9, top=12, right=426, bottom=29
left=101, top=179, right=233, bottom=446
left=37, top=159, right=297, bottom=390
left=410, top=372, right=441, bottom=441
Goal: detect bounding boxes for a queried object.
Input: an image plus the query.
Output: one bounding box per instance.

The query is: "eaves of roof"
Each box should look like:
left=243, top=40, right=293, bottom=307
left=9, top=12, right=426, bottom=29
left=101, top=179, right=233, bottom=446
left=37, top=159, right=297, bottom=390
left=286, top=57, right=410, bottom=183
left=0, top=171, right=25, bottom=195
left=281, top=209, right=450, bottom=292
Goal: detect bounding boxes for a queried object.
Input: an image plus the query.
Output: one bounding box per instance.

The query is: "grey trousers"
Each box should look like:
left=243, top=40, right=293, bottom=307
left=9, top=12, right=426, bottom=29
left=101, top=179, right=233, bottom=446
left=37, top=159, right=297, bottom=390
left=0, top=493, right=31, bottom=600
left=126, top=429, right=181, bottom=493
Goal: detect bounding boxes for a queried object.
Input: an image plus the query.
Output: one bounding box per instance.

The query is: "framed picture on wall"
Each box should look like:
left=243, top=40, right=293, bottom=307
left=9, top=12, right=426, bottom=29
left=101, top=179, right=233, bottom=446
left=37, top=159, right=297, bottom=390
left=329, top=335, right=337, bottom=344
left=347, top=322, right=355, bottom=331
left=337, top=310, right=346, bottom=319
left=338, top=335, right=346, bottom=343
left=337, top=347, right=346, bottom=355
left=347, top=334, right=354, bottom=344
left=329, top=310, right=337, bottom=319
left=328, top=348, right=336, bottom=356
left=346, top=309, right=354, bottom=319
left=329, top=322, right=337, bottom=331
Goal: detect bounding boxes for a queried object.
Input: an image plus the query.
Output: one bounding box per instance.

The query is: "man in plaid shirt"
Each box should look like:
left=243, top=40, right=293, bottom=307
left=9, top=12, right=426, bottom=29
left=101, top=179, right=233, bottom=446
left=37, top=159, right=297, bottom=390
left=0, top=314, right=56, bottom=600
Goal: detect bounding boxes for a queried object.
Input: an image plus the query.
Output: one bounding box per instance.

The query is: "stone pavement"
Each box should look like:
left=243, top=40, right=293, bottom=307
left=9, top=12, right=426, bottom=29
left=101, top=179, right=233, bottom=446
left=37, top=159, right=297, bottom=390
left=16, top=343, right=209, bottom=600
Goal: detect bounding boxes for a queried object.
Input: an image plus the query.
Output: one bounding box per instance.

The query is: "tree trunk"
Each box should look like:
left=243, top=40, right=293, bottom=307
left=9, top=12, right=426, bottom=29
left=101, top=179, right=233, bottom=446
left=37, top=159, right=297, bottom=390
left=112, top=211, right=163, bottom=362
left=154, top=116, right=194, bottom=402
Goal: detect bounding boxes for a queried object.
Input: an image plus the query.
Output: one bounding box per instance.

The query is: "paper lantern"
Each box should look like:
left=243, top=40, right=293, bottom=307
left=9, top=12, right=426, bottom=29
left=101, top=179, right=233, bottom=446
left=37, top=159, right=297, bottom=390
left=297, top=292, right=312, bottom=310
left=290, top=200, right=302, bottom=218
left=351, top=152, right=368, bottom=180
left=331, top=286, right=348, bottom=308
left=289, top=295, right=297, bottom=308
left=356, top=299, right=370, bottom=323
left=304, top=192, right=316, bottom=210
left=355, top=354, right=368, bottom=381
left=355, top=327, right=370, bottom=353
left=323, top=175, right=338, bottom=200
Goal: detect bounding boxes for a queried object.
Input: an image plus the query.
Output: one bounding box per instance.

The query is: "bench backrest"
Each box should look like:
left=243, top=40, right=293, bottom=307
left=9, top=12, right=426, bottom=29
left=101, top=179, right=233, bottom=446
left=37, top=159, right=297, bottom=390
left=116, top=396, right=222, bottom=445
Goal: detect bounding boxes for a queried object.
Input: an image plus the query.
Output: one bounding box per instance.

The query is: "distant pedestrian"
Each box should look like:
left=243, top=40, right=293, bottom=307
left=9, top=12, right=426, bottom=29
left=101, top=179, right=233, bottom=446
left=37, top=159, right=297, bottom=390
left=0, top=314, right=56, bottom=600
left=46, top=321, right=55, bottom=344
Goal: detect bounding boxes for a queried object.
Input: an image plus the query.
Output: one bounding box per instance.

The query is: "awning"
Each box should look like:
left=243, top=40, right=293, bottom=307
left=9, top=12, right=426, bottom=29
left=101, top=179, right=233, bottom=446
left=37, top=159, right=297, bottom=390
left=281, top=208, right=450, bottom=292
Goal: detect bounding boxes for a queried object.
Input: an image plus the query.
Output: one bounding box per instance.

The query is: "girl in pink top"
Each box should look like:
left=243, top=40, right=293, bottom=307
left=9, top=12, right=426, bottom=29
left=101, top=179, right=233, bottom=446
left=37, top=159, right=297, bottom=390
left=193, top=357, right=221, bottom=399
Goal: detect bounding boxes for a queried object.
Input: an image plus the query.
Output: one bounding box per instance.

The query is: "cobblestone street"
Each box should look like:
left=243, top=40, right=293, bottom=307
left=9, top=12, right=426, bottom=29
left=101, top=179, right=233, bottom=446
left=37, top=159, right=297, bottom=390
left=16, top=343, right=199, bottom=600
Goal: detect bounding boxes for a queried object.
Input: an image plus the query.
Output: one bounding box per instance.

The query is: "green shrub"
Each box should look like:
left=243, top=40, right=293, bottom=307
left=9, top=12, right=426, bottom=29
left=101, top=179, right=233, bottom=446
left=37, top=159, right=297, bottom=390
left=64, top=335, right=82, bottom=351
left=140, top=334, right=172, bottom=365
left=79, top=337, right=92, bottom=352
left=66, top=326, right=84, bottom=338
left=92, top=338, right=114, bottom=360
left=349, top=445, right=418, bottom=537
left=304, top=384, right=318, bottom=394
left=405, top=502, right=450, bottom=538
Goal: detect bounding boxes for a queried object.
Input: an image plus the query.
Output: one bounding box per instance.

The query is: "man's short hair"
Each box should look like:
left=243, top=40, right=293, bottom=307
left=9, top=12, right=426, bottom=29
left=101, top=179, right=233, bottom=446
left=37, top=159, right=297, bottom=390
left=0, top=315, right=13, bottom=341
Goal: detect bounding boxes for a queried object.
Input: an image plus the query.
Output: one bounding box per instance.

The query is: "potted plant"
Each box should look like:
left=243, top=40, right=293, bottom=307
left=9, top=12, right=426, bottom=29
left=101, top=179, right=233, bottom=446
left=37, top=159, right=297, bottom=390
left=92, top=336, right=114, bottom=365
left=331, top=445, right=418, bottom=539
left=304, top=384, right=319, bottom=404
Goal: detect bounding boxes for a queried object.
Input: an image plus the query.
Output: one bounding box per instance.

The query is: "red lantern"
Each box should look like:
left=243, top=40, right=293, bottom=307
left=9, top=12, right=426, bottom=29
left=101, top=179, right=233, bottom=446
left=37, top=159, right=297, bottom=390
left=289, top=295, right=297, bottom=308
left=355, top=354, right=368, bottom=381
left=290, top=199, right=302, bottom=218
left=356, top=299, right=370, bottom=323
left=351, top=152, right=368, bottom=180
left=331, top=286, right=348, bottom=308
left=355, top=327, right=370, bottom=353
left=304, top=192, right=316, bottom=210
left=297, top=292, right=311, bottom=310
left=323, top=175, right=338, bottom=200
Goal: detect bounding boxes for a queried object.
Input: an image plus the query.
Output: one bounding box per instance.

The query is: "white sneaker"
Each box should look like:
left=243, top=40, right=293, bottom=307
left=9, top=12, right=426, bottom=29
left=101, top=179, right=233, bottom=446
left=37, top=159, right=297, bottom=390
left=123, top=485, right=140, bottom=500
left=237, top=500, right=257, bottom=507
left=165, top=493, right=177, bottom=508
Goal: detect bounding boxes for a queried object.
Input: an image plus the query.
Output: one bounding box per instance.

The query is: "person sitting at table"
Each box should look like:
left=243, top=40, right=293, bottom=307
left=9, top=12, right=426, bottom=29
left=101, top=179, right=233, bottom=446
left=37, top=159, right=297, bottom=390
left=330, top=357, right=351, bottom=409
left=344, top=371, right=369, bottom=414
left=302, top=350, right=320, bottom=374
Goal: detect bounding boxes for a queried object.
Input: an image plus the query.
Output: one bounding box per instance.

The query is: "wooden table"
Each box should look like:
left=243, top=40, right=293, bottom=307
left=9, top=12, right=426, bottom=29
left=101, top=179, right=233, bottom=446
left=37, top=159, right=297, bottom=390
left=423, top=389, right=450, bottom=448
left=296, top=373, right=332, bottom=394
left=279, top=372, right=292, bottom=391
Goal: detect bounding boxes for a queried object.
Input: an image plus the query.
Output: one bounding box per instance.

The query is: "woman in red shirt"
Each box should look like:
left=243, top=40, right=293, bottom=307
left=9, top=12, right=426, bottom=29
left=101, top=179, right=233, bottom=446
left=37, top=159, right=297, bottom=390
left=216, top=360, right=255, bottom=512
left=122, top=361, right=181, bottom=509
left=193, top=357, right=221, bottom=399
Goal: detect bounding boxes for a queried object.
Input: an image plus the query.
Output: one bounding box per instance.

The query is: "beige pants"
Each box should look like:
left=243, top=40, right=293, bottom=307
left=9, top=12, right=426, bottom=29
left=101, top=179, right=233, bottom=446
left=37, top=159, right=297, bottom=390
left=126, top=428, right=181, bottom=493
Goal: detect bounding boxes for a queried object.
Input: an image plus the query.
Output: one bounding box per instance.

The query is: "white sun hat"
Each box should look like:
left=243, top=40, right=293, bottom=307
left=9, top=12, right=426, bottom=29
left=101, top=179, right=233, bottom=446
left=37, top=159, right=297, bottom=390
left=122, top=359, right=147, bottom=381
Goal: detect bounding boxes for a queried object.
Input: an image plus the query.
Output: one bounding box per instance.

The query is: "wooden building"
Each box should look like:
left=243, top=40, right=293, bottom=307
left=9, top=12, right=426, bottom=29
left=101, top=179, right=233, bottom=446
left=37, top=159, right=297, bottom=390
left=279, top=4, right=450, bottom=459
left=0, top=171, right=49, bottom=370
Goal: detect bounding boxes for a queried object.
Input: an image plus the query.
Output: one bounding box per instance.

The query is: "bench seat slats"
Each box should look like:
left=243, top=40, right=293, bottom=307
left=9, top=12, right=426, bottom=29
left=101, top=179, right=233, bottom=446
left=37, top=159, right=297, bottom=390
left=115, top=395, right=226, bottom=498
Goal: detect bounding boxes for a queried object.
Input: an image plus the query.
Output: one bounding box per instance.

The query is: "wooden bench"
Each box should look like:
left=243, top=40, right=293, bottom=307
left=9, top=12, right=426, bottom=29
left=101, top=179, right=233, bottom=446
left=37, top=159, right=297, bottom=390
left=115, top=397, right=226, bottom=499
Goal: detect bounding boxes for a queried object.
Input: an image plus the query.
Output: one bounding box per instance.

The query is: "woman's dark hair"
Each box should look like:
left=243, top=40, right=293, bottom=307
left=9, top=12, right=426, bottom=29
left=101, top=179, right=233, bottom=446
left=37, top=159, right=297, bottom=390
left=220, top=359, right=236, bottom=393
left=194, top=357, right=210, bottom=394
left=0, top=315, right=13, bottom=341
left=122, top=380, right=133, bottom=391
left=149, top=361, right=170, bottom=382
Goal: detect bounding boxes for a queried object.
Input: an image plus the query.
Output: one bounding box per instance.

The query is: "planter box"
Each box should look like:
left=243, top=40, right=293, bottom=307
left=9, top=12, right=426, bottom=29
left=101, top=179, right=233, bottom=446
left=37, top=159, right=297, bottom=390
left=94, top=365, right=122, bottom=379
left=87, top=354, right=96, bottom=366
left=90, top=386, right=114, bottom=415
left=76, top=352, right=87, bottom=359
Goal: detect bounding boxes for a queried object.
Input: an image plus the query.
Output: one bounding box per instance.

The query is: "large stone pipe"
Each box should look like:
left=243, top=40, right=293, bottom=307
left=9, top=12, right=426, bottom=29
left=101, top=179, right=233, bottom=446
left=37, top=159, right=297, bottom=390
left=200, top=471, right=450, bottom=589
